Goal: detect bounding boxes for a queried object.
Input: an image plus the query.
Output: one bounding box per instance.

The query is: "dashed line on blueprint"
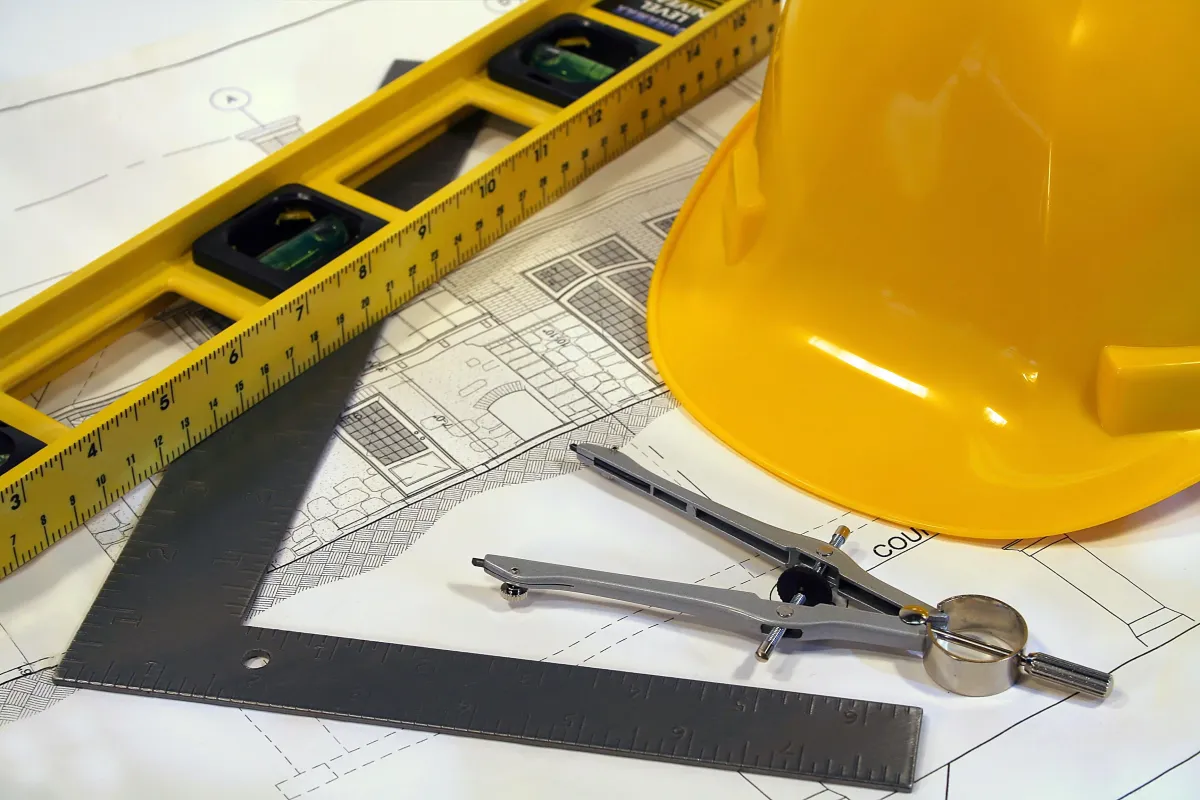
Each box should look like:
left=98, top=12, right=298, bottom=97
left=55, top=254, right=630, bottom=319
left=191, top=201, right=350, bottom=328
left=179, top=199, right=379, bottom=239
left=243, top=711, right=300, bottom=775
left=269, top=728, right=439, bottom=800
left=320, top=721, right=351, bottom=753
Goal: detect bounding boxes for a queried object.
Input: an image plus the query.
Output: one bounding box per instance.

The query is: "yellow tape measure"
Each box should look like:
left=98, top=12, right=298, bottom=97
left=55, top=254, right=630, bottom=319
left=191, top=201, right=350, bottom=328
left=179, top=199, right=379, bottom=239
left=0, top=0, right=778, bottom=577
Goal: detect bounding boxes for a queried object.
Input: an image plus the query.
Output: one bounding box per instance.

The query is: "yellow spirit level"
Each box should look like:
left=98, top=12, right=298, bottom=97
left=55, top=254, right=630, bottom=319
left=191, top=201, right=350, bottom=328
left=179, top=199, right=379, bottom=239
left=0, top=0, right=779, bottom=576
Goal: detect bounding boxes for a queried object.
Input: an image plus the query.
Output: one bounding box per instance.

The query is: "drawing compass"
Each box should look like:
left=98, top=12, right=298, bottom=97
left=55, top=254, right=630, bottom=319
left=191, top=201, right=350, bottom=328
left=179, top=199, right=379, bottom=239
left=473, top=444, right=1114, bottom=700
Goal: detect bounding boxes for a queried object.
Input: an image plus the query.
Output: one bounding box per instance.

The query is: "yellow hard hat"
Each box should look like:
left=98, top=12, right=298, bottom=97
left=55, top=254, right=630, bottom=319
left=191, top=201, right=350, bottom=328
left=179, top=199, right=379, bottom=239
left=649, top=0, right=1200, bottom=539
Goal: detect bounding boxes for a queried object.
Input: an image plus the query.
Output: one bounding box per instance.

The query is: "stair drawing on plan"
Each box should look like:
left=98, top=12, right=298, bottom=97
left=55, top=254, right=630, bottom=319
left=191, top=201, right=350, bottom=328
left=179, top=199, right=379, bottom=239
left=237, top=116, right=305, bottom=154
left=1003, top=535, right=1193, bottom=647
left=210, top=86, right=304, bottom=155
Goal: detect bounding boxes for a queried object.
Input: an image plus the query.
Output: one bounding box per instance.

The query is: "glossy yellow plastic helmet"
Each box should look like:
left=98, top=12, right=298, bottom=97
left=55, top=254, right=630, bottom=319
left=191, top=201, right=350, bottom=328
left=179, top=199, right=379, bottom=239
left=649, top=0, right=1200, bottom=539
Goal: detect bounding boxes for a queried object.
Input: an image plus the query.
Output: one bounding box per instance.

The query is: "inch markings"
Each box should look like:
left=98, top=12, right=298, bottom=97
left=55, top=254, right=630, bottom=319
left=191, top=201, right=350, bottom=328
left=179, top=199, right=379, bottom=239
left=0, top=0, right=780, bottom=578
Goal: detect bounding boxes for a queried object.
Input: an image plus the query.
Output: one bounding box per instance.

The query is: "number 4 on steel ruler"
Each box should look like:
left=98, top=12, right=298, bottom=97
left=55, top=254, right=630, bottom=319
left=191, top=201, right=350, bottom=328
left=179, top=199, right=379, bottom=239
left=0, top=0, right=779, bottom=577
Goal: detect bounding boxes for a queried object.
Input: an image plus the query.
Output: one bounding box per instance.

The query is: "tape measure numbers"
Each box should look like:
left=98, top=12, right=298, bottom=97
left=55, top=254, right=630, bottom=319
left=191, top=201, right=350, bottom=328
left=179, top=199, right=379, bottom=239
left=0, top=0, right=782, bottom=577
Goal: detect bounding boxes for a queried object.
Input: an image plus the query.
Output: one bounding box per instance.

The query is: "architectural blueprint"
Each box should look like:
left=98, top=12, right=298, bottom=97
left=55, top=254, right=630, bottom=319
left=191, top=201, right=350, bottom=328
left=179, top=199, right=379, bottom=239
left=1, top=2, right=1199, bottom=798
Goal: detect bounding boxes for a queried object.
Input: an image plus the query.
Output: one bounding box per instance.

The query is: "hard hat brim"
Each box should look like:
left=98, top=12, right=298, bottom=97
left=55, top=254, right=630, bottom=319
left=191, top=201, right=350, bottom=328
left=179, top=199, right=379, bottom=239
left=648, top=106, right=1200, bottom=539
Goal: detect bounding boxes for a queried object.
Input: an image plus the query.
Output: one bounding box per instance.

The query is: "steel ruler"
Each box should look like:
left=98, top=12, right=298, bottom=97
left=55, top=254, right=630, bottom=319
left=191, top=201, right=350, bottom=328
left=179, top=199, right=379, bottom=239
left=0, top=0, right=781, bottom=577
left=55, top=312, right=923, bottom=793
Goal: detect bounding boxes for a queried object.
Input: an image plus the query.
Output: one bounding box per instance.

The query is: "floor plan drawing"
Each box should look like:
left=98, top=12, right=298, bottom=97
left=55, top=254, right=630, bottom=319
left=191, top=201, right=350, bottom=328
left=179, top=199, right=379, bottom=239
left=266, top=207, right=678, bottom=571
left=1, top=4, right=1199, bottom=798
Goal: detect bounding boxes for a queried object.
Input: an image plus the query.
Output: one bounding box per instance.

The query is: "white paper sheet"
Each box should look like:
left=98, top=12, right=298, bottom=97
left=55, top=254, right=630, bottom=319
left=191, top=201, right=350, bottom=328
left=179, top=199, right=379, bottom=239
left=0, top=2, right=1197, bottom=798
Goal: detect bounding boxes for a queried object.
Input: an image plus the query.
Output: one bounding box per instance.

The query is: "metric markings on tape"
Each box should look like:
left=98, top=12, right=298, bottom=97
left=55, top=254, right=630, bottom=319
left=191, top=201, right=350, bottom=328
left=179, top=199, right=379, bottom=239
left=0, top=0, right=783, bottom=577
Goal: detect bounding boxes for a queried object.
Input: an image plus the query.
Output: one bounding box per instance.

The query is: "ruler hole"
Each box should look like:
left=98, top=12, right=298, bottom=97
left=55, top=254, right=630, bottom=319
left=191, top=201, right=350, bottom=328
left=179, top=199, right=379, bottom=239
left=243, top=649, right=271, bottom=669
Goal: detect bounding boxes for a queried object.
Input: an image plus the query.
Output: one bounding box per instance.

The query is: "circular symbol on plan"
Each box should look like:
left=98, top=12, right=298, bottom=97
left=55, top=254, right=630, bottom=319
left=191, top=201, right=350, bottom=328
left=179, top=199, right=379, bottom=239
left=484, top=0, right=521, bottom=13
left=210, top=87, right=252, bottom=111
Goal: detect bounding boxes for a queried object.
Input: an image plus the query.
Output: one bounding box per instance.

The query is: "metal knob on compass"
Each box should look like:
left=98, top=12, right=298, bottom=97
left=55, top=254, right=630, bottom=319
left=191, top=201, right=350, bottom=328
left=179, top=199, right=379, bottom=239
left=902, top=595, right=1114, bottom=699
left=755, top=525, right=850, bottom=662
